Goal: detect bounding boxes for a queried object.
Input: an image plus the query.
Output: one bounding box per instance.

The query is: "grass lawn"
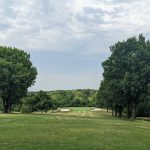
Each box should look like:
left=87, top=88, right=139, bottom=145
left=0, top=107, right=150, bottom=150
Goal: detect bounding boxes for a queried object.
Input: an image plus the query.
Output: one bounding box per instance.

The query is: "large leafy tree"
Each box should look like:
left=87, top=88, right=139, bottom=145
left=98, top=34, right=150, bottom=119
left=0, top=46, right=37, bottom=113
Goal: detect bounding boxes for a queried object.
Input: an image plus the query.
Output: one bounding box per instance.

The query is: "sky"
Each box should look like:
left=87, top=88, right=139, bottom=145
left=0, top=0, right=150, bottom=91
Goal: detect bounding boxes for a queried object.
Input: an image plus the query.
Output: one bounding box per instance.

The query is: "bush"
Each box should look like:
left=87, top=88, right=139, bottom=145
left=21, top=105, right=31, bottom=114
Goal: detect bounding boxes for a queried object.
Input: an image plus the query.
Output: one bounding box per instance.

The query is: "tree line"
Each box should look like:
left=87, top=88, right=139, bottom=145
left=0, top=89, right=97, bottom=113
left=97, top=34, right=150, bottom=119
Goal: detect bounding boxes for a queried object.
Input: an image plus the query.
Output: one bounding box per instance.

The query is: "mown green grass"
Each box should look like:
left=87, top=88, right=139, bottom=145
left=0, top=107, right=150, bottom=150
left=69, top=107, right=92, bottom=112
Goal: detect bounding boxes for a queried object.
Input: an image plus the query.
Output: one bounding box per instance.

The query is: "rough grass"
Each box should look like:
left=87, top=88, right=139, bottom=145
left=0, top=107, right=150, bottom=150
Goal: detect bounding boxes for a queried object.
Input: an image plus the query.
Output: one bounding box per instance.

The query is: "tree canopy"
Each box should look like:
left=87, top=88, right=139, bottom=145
left=21, top=91, right=52, bottom=113
left=97, top=34, right=150, bottom=119
left=0, top=46, right=37, bottom=113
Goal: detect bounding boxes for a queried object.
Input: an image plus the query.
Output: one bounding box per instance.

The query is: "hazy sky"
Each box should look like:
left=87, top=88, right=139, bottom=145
left=0, top=0, right=150, bottom=91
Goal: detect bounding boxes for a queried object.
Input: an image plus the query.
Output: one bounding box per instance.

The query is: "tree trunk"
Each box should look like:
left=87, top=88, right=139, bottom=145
left=112, top=107, right=114, bottom=117
left=131, top=101, right=136, bottom=120
left=118, top=105, right=122, bottom=118
left=2, top=96, right=10, bottom=113
left=115, top=110, right=117, bottom=117
left=127, top=102, right=131, bottom=119
left=106, top=107, right=108, bottom=112
left=9, top=104, right=12, bottom=113
left=114, top=105, right=118, bottom=117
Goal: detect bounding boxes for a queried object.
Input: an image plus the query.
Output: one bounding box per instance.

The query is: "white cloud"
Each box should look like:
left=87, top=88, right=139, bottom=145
left=0, top=0, right=150, bottom=55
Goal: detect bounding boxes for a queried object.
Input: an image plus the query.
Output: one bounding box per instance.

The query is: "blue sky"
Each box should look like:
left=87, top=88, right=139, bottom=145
left=0, top=0, right=150, bottom=91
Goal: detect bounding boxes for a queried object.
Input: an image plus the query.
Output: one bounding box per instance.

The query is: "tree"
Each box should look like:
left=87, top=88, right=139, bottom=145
left=99, top=34, right=150, bottom=119
left=21, top=94, right=37, bottom=113
left=97, top=80, right=113, bottom=112
left=36, top=91, right=52, bottom=113
left=0, top=46, right=37, bottom=113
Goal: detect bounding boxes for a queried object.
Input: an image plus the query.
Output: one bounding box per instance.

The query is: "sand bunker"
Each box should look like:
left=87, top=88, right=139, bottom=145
left=60, top=108, right=70, bottom=112
left=92, top=108, right=103, bottom=111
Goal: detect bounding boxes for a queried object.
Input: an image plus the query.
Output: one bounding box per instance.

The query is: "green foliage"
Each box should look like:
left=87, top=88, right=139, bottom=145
left=21, top=94, right=38, bottom=113
left=12, top=104, right=22, bottom=112
left=48, top=89, right=97, bottom=107
left=21, top=104, right=31, bottom=113
left=36, top=91, right=52, bottom=113
left=0, top=98, right=3, bottom=112
left=21, top=91, right=52, bottom=113
left=17, top=89, right=97, bottom=113
left=98, top=34, right=150, bottom=118
left=0, top=46, right=37, bottom=113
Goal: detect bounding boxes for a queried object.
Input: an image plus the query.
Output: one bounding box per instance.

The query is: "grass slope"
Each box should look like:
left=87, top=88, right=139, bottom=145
left=0, top=107, right=150, bottom=150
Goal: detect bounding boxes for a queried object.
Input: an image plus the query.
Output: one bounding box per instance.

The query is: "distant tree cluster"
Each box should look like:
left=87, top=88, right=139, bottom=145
left=97, top=34, right=150, bottom=119
left=1, top=89, right=97, bottom=113
left=48, top=89, right=97, bottom=107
